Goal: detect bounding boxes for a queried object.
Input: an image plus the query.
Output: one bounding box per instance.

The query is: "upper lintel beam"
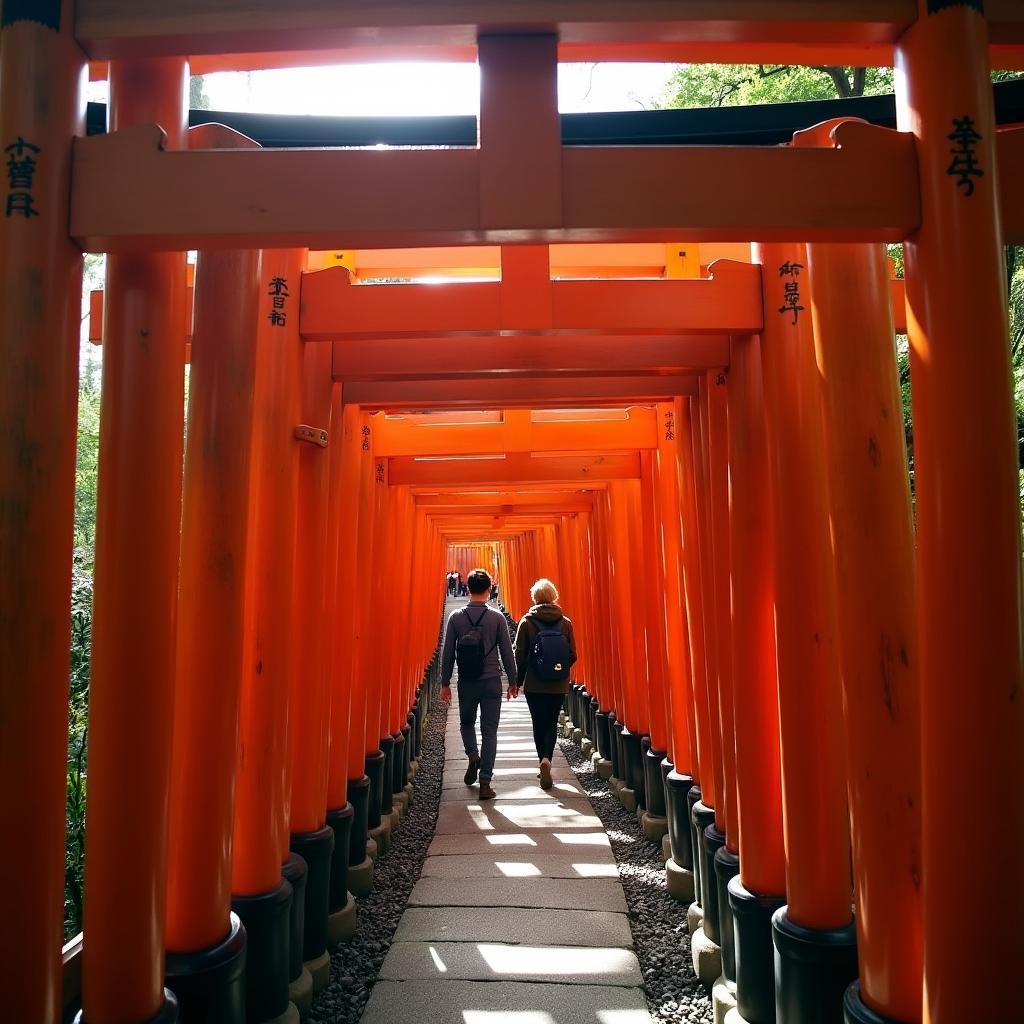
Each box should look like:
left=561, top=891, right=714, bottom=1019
left=72, top=121, right=943, bottom=251
left=74, top=1, right=1024, bottom=65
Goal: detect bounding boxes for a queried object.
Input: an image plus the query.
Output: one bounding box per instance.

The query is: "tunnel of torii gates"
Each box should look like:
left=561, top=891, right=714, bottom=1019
left=2, top=3, right=1024, bottom=1024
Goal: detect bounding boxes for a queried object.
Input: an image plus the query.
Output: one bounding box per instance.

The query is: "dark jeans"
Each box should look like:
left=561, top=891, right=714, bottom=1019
left=458, top=677, right=502, bottom=782
left=526, top=691, right=564, bottom=761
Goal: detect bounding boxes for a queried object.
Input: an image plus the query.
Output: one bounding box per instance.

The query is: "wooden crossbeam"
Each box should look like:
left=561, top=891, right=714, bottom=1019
left=342, top=374, right=699, bottom=410
left=71, top=121, right=931, bottom=251
left=388, top=451, right=640, bottom=485
left=375, top=408, right=656, bottom=456
left=75, top=1, right=1024, bottom=67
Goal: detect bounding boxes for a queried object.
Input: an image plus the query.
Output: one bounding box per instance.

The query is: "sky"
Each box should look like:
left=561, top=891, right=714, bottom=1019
left=197, top=61, right=678, bottom=116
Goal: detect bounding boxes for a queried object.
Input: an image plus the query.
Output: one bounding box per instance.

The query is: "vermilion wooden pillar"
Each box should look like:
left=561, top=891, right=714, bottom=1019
left=231, top=248, right=306, bottom=1023
left=0, top=6, right=84, bottom=1023
left=287, top=342, right=336, bottom=992
left=164, top=130, right=262, bottom=1017
left=895, top=6, right=1022, bottom=1021
left=725, top=332, right=785, bottom=1024
left=755, top=240, right=856, bottom=1020
left=81, top=57, right=186, bottom=1024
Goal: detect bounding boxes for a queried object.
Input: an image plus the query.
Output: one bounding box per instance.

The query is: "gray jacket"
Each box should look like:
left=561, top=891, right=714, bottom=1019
left=440, top=603, right=516, bottom=688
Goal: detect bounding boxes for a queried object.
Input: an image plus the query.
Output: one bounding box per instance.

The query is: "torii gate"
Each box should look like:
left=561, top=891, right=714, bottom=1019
left=2, top=4, right=1023, bottom=1024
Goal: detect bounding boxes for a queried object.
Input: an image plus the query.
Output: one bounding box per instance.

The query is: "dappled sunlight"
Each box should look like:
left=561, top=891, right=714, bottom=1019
left=466, top=805, right=495, bottom=831
left=485, top=833, right=537, bottom=846
left=476, top=943, right=637, bottom=978
left=597, top=1011, right=657, bottom=1024
left=553, top=831, right=611, bottom=846
left=572, top=861, right=619, bottom=878
left=429, top=946, right=448, bottom=973
left=463, top=1014, right=556, bottom=1024
left=495, top=861, right=543, bottom=876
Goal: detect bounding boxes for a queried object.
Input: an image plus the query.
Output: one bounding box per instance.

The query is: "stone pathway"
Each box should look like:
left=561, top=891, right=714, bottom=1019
left=360, top=650, right=654, bottom=1024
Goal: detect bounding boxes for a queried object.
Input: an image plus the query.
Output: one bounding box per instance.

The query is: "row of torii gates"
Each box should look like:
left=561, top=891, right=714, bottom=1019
left=2, top=2, right=1024, bottom=1024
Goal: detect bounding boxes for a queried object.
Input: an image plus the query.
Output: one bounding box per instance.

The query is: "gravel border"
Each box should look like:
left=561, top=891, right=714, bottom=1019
left=310, top=682, right=448, bottom=1024
left=559, top=738, right=713, bottom=1024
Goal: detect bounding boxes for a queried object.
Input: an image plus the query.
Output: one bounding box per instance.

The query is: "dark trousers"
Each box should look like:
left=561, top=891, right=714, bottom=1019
left=458, top=678, right=502, bottom=782
left=526, top=691, right=564, bottom=761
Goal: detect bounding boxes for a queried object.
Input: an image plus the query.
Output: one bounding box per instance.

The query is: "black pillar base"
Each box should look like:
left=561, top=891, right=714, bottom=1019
left=589, top=697, right=599, bottom=743
left=691, top=797, right=714, bottom=909
left=232, top=877, right=292, bottom=1022
left=643, top=744, right=668, bottom=817
left=622, top=728, right=645, bottom=805
left=164, top=913, right=246, bottom=1024
left=365, top=750, right=385, bottom=830
left=411, top=693, right=422, bottom=760
left=281, top=853, right=307, bottom=983
left=611, top=716, right=624, bottom=779
left=75, top=991, right=179, bottom=1024
left=595, top=710, right=611, bottom=761
left=665, top=770, right=695, bottom=869
left=700, top=822, right=726, bottom=943
left=405, top=715, right=415, bottom=782
left=379, top=737, right=396, bottom=814
left=290, top=825, right=334, bottom=962
left=713, top=846, right=740, bottom=982
left=391, top=730, right=406, bottom=795
left=729, top=876, right=785, bottom=1024
left=347, top=775, right=371, bottom=866
left=843, top=981, right=900, bottom=1024
left=772, top=907, right=858, bottom=1024
left=326, top=803, right=354, bottom=913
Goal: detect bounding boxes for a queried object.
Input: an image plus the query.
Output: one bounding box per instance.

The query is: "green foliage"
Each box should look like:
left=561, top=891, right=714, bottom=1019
left=65, top=343, right=102, bottom=939
left=662, top=63, right=894, bottom=108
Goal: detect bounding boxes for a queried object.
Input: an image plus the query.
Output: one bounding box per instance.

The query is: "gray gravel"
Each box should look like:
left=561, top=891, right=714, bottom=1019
left=558, top=738, right=713, bottom=1024
left=310, top=682, right=447, bottom=1024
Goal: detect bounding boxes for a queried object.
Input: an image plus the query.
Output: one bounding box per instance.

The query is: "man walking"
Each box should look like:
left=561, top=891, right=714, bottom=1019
left=440, top=569, right=517, bottom=799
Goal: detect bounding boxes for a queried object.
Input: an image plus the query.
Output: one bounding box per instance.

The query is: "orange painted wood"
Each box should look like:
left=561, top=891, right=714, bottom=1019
left=756, top=241, right=851, bottom=931
left=73, top=123, right=1024, bottom=251
left=80, top=57, right=187, bottom=1023
left=287, top=341, right=335, bottom=834
left=330, top=335, right=730, bottom=381
left=896, top=7, right=1023, bottom=1021
left=388, top=451, right=639, bottom=487
left=726, top=334, right=785, bottom=899
left=73, top=1, right=1024, bottom=65
left=232, top=248, right=306, bottom=895
left=0, top=8, right=85, bottom=1023
left=478, top=35, right=560, bottom=231
left=343, top=375, right=698, bottom=410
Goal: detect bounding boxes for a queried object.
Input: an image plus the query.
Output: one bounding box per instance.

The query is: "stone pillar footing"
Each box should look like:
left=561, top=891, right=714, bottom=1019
left=261, top=1001, right=301, bottom=1024
left=368, top=819, right=391, bottom=856
left=403, top=782, right=414, bottom=804
left=595, top=758, right=614, bottom=780
left=366, top=837, right=378, bottom=862
left=327, top=892, right=357, bottom=946
left=691, top=926, right=723, bottom=989
left=618, top=787, right=637, bottom=813
left=581, top=738, right=593, bottom=758
left=348, top=857, right=374, bottom=897
left=713, top=975, right=738, bottom=1024
left=666, top=858, right=696, bottom=903
left=288, top=968, right=313, bottom=1018
left=304, top=950, right=331, bottom=994
left=393, top=791, right=410, bottom=818
left=687, top=901, right=704, bottom=936
left=661, top=835, right=671, bottom=863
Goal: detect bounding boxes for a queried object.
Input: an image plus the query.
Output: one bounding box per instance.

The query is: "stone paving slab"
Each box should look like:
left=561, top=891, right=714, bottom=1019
left=378, top=941, right=643, bottom=987
left=435, top=800, right=603, bottom=833
left=427, top=829, right=613, bottom=856
left=440, top=780, right=586, bottom=800
left=362, top=979, right=653, bottom=1023
left=408, top=876, right=626, bottom=912
left=393, top=906, right=634, bottom=947
left=420, top=853, right=617, bottom=879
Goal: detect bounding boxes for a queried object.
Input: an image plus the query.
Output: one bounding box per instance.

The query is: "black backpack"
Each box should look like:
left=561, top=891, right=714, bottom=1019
left=455, top=606, right=494, bottom=681
left=530, top=615, right=575, bottom=683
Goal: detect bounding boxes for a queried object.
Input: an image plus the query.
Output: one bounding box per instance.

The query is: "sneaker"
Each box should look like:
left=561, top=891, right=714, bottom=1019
left=479, top=781, right=496, bottom=800
left=539, top=759, right=553, bottom=790
left=464, top=754, right=481, bottom=786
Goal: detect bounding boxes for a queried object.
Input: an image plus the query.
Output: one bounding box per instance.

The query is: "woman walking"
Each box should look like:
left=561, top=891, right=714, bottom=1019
left=513, top=579, right=577, bottom=790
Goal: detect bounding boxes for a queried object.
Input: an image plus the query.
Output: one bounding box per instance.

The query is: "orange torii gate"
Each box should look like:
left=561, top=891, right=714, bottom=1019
left=1, top=4, right=1023, bottom=1024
